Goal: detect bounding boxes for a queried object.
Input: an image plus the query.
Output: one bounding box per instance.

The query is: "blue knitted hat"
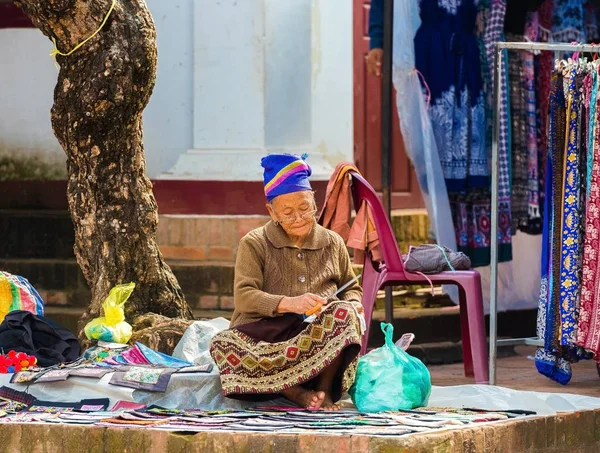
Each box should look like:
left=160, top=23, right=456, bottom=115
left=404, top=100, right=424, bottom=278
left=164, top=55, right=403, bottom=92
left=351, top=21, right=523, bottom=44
left=261, top=153, right=312, bottom=201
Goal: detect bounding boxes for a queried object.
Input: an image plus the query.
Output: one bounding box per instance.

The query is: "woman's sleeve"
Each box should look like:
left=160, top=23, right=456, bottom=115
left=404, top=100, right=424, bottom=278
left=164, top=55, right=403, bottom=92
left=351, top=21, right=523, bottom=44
left=234, top=235, right=285, bottom=318
left=335, top=235, right=363, bottom=302
left=369, top=0, right=384, bottom=50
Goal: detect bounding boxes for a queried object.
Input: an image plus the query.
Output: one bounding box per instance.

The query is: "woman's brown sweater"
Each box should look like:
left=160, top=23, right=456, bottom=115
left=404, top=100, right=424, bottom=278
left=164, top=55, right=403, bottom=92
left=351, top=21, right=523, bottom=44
left=230, top=221, right=363, bottom=327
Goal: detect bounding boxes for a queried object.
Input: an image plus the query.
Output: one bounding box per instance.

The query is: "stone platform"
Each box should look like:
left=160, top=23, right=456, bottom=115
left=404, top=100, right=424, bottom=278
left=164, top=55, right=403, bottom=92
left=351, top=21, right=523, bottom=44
left=3, top=346, right=600, bottom=452
left=3, top=408, right=599, bottom=453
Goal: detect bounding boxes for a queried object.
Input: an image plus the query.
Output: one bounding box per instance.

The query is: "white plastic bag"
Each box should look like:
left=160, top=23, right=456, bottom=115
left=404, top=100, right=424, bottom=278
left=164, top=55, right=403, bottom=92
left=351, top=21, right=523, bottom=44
left=392, top=0, right=458, bottom=302
left=172, top=317, right=231, bottom=365
left=392, top=0, right=456, bottom=254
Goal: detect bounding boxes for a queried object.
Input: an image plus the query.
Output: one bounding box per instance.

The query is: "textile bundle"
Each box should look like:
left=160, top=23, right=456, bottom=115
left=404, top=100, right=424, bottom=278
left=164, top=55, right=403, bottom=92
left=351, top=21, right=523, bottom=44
left=318, top=162, right=381, bottom=265
left=0, top=272, right=44, bottom=323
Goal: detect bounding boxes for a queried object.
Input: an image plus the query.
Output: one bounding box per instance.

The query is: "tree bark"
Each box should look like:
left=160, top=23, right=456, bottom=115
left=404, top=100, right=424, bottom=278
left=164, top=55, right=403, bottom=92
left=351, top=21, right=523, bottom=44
left=15, top=0, right=194, bottom=341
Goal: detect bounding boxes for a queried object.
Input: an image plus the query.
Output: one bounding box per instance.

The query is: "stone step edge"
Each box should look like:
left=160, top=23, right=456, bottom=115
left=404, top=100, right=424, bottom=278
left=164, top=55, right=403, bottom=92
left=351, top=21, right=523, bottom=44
left=43, top=308, right=513, bottom=366
left=0, top=209, right=432, bottom=262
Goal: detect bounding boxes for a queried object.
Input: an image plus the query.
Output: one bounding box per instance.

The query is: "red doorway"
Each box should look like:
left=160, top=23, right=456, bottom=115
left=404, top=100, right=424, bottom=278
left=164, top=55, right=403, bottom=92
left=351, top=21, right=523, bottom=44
left=0, top=3, right=33, bottom=28
left=353, top=0, right=424, bottom=209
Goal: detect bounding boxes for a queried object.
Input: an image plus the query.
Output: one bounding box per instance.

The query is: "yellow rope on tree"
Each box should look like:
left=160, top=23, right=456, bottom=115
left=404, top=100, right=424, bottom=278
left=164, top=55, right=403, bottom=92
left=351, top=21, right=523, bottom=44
left=49, top=0, right=116, bottom=61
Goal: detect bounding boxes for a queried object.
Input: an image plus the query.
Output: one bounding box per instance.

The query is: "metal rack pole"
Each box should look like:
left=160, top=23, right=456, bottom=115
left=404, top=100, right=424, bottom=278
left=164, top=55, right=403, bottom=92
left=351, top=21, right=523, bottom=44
left=489, top=43, right=502, bottom=385
left=496, top=41, right=600, bottom=53
left=381, top=0, right=394, bottom=323
left=488, top=41, right=600, bottom=385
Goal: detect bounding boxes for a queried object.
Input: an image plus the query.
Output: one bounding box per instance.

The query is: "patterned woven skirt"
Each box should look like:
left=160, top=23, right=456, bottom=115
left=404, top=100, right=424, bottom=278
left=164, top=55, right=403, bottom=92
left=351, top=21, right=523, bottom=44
left=210, top=302, right=362, bottom=401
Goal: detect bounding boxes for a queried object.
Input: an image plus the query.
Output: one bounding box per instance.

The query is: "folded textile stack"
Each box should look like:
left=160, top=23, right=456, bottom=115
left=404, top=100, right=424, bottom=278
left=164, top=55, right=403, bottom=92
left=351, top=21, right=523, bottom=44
left=7, top=341, right=212, bottom=393
left=0, top=400, right=535, bottom=436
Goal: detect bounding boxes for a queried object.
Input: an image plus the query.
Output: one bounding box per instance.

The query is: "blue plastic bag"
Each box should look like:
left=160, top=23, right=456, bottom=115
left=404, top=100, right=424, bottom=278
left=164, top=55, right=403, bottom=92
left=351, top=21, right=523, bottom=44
left=349, top=322, right=431, bottom=412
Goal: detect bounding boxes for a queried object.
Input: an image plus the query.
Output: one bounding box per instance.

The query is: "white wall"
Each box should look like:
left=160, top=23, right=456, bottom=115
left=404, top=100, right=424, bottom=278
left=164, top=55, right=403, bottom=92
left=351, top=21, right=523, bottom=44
left=144, top=0, right=194, bottom=178
left=0, top=29, right=65, bottom=174
left=0, top=0, right=352, bottom=180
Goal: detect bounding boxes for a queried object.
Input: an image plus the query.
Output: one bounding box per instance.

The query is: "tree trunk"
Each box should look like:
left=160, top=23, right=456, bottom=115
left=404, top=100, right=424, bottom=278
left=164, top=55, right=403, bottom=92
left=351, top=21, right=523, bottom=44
left=15, top=0, right=194, bottom=342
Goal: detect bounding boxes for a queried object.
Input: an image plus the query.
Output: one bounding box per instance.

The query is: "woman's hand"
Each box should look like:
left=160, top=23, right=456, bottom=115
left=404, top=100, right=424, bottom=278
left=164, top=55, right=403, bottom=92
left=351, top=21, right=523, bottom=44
left=366, top=48, right=383, bottom=77
left=277, top=293, right=326, bottom=315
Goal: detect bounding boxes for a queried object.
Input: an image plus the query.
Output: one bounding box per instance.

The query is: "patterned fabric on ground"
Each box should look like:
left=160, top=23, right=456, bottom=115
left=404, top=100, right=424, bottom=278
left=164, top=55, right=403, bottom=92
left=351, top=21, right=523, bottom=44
left=210, top=302, right=362, bottom=401
left=0, top=405, right=534, bottom=434
left=109, top=367, right=175, bottom=392
left=0, top=386, right=35, bottom=407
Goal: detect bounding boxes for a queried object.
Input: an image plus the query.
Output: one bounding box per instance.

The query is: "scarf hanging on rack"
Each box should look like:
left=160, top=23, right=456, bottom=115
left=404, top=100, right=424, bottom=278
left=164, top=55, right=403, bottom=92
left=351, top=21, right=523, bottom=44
left=578, top=69, right=600, bottom=357
left=524, top=12, right=542, bottom=234
left=535, top=0, right=554, bottom=221
left=535, top=70, right=572, bottom=385
left=557, top=70, right=584, bottom=349
left=506, top=33, right=530, bottom=234
left=535, top=58, right=600, bottom=385
left=480, top=0, right=514, bottom=264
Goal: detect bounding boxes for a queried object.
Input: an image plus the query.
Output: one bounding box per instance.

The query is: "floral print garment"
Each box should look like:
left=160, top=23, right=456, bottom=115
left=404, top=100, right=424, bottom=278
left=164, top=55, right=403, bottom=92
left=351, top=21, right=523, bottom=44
left=415, top=0, right=512, bottom=266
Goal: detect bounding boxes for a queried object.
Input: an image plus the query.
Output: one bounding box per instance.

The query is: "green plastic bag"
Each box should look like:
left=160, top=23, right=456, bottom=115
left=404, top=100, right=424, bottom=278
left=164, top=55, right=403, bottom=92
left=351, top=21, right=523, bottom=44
left=349, top=322, right=431, bottom=412
left=84, top=282, right=134, bottom=344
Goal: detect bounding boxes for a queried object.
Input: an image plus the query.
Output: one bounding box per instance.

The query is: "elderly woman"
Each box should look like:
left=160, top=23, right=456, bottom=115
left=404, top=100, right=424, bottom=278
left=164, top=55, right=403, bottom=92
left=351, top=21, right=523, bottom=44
left=210, top=154, right=364, bottom=410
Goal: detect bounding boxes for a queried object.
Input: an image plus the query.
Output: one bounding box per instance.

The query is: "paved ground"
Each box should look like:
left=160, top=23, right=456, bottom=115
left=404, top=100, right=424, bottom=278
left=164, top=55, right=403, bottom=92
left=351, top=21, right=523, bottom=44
left=430, top=345, right=600, bottom=397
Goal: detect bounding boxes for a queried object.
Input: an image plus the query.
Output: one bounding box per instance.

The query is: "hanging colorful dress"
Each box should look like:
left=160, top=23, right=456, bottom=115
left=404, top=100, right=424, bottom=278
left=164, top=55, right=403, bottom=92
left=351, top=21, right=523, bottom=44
left=551, top=0, right=586, bottom=42
left=578, top=70, right=600, bottom=357
left=535, top=0, right=555, bottom=222
left=535, top=70, right=571, bottom=385
left=524, top=13, right=542, bottom=234
left=536, top=68, right=588, bottom=385
left=505, top=32, right=529, bottom=234
left=391, top=0, right=458, bottom=254
left=415, top=0, right=510, bottom=267
left=481, top=0, right=513, bottom=264
left=585, top=0, right=600, bottom=42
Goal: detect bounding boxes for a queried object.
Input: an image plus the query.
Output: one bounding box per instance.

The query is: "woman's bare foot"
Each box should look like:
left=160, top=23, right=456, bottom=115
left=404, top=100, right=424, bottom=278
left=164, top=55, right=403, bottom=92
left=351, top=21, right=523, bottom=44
left=320, top=393, right=340, bottom=411
left=281, top=387, right=326, bottom=410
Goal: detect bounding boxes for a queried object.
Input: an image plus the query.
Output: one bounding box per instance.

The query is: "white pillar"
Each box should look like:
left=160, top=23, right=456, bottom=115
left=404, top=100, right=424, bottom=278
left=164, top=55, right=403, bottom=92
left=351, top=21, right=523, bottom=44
left=310, top=0, right=354, bottom=172
left=160, top=0, right=353, bottom=181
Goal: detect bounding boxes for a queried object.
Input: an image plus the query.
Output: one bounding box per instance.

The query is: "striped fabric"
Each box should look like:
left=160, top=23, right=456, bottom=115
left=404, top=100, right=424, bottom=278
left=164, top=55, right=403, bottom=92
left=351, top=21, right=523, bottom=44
left=264, top=159, right=310, bottom=198
left=0, top=271, right=44, bottom=323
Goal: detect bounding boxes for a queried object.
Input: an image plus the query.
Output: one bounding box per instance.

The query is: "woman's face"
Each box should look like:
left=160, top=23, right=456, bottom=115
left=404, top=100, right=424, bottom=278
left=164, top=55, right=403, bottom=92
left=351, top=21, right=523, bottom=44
left=267, top=191, right=317, bottom=239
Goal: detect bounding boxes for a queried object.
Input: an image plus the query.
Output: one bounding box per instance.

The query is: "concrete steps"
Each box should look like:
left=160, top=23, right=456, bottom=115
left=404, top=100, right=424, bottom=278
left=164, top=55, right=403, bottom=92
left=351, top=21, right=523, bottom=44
left=0, top=208, right=432, bottom=311
left=1, top=208, right=533, bottom=359
left=41, top=302, right=529, bottom=362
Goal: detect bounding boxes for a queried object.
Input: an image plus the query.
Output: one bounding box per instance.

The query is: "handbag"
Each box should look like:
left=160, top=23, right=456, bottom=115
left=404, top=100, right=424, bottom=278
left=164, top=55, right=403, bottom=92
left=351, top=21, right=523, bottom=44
left=403, top=244, right=471, bottom=274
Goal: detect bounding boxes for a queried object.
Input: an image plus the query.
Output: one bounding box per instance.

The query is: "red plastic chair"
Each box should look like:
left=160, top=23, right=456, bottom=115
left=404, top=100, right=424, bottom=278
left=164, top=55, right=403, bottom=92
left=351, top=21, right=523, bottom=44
left=350, top=171, right=489, bottom=384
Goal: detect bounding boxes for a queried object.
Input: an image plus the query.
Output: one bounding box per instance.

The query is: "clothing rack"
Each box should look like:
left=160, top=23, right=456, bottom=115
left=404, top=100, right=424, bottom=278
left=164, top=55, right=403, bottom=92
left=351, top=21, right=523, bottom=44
left=489, top=41, right=600, bottom=385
